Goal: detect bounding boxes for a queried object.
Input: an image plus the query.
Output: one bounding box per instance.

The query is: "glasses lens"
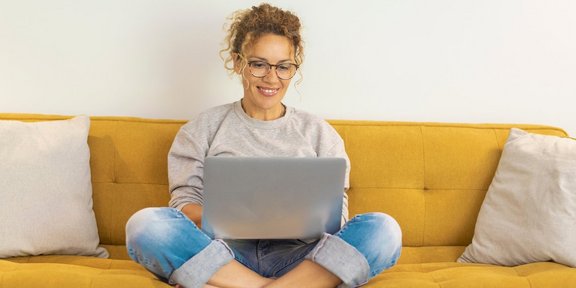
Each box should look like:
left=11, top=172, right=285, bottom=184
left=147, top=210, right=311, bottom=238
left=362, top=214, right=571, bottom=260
left=276, top=64, right=297, bottom=80
left=249, top=62, right=269, bottom=77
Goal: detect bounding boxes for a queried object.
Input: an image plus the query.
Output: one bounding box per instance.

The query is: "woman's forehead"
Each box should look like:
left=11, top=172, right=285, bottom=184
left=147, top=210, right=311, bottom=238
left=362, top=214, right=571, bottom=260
left=244, top=34, right=295, bottom=61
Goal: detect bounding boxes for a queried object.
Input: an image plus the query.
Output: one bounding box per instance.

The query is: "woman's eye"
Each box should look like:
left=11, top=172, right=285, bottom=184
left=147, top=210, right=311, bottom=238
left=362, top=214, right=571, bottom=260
left=250, top=62, right=267, bottom=69
left=277, top=64, right=291, bottom=71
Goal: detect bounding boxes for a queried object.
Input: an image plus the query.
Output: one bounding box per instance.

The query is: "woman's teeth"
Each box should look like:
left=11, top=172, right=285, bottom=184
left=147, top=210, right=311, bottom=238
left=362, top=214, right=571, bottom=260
left=258, top=87, right=279, bottom=96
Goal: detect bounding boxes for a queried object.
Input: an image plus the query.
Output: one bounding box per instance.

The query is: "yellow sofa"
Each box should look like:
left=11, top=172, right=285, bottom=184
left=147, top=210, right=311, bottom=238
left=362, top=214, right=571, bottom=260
left=1, top=113, right=575, bottom=287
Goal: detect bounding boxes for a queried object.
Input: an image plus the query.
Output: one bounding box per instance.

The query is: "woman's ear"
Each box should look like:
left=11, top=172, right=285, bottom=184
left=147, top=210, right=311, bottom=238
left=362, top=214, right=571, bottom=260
left=232, top=53, right=243, bottom=74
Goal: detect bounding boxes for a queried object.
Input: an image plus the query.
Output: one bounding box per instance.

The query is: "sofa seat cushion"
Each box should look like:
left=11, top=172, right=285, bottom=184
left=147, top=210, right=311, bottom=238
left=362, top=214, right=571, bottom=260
left=368, top=262, right=576, bottom=287
left=5, top=256, right=574, bottom=288
left=0, top=256, right=169, bottom=288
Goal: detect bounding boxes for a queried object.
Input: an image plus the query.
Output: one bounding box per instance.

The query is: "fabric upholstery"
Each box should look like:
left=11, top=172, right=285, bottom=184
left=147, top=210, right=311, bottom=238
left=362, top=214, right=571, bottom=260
left=459, top=128, right=576, bottom=266
left=0, top=114, right=573, bottom=287
left=332, top=121, right=566, bottom=248
left=0, top=257, right=166, bottom=287
left=365, top=262, right=576, bottom=287
left=0, top=116, right=107, bottom=258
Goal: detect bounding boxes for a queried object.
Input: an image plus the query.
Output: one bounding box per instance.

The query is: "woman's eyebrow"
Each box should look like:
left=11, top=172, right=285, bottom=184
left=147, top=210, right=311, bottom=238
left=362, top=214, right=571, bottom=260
left=247, top=56, right=293, bottom=63
left=247, top=56, right=267, bottom=61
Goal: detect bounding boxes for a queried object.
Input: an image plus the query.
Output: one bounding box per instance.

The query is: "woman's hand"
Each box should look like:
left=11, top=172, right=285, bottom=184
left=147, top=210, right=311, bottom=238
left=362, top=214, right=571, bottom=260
left=181, top=203, right=203, bottom=227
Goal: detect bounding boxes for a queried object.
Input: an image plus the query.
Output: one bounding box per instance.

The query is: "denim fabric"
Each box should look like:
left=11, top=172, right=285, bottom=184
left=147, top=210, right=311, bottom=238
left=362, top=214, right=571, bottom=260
left=126, top=208, right=401, bottom=288
left=170, top=240, right=234, bottom=287
left=307, top=213, right=403, bottom=287
left=225, top=238, right=319, bottom=278
left=125, top=208, right=234, bottom=286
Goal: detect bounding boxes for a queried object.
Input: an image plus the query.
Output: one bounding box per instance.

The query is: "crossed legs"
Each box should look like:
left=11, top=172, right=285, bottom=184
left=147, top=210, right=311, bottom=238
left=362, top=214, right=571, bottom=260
left=126, top=208, right=401, bottom=288
left=191, top=258, right=339, bottom=288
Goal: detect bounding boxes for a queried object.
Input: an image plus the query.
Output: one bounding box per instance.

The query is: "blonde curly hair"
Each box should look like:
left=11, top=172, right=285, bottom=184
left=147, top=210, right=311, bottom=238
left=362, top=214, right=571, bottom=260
left=221, top=3, right=304, bottom=73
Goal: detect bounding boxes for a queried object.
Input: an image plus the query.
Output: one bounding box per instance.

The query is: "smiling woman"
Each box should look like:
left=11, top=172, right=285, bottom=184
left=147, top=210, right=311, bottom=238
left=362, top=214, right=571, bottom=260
left=236, top=34, right=295, bottom=120
left=223, top=4, right=303, bottom=121
left=125, top=3, right=402, bottom=288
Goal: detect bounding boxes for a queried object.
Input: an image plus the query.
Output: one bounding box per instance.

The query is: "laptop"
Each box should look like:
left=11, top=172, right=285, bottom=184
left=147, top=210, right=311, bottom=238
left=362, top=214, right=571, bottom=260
left=201, top=157, right=346, bottom=239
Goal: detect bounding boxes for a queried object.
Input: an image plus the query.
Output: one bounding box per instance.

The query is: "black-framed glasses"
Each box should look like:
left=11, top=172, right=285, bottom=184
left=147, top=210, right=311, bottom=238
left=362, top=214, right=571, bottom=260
left=247, top=61, right=299, bottom=80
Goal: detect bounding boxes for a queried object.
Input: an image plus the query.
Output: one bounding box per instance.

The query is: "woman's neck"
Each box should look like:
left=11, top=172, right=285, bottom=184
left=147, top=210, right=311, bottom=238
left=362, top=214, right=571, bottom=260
left=240, top=99, right=286, bottom=121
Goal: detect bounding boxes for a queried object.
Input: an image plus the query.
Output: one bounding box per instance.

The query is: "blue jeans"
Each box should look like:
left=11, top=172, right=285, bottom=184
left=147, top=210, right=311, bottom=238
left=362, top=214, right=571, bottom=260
left=126, top=208, right=401, bottom=288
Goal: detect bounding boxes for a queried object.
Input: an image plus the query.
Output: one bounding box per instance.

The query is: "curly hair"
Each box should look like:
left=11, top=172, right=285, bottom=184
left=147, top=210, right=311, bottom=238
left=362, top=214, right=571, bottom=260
left=221, top=3, right=304, bottom=73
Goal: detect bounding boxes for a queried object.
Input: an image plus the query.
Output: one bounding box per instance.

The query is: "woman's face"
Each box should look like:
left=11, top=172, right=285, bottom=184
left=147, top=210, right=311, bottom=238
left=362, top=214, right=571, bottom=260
left=236, top=33, right=295, bottom=120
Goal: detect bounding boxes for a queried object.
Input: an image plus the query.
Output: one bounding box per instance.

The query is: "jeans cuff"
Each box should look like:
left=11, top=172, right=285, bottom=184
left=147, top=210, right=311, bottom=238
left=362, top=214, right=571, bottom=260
left=169, top=239, right=234, bottom=288
left=305, top=233, right=370, bottom=288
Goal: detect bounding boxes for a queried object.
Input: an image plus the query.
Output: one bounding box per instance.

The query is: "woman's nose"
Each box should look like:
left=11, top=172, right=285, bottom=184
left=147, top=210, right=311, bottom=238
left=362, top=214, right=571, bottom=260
left=263, top=67, right=280, bottom=83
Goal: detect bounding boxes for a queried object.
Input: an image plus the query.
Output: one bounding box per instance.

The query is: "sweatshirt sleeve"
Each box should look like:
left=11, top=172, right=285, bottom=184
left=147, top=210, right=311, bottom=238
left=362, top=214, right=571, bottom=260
left=319, top=123, right=351, bottom=225
left=168, top=123, right=208, bottom=210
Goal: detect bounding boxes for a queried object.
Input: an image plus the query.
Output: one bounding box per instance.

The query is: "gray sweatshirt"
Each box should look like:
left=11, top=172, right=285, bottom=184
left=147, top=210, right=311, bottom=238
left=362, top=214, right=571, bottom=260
left=168, top=100, right=350, bottom=223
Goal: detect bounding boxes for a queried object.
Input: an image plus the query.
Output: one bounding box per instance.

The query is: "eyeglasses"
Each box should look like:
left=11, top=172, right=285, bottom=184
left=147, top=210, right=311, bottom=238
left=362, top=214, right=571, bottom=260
left=247, top=61, right=299, bottom=80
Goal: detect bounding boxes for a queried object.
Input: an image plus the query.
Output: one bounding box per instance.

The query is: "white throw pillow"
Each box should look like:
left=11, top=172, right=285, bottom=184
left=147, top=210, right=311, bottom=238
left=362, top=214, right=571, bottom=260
left=458, top=128, right=576, bottom=266
left=0, top=116, right=108, bottom=258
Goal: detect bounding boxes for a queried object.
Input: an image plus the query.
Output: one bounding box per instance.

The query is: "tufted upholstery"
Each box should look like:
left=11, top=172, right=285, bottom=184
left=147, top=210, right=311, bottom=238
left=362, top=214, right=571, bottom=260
left=0, top=114, right=574, bottom=287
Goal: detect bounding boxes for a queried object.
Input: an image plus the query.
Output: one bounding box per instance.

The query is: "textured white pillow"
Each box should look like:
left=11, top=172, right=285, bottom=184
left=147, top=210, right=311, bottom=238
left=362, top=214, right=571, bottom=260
left=459, top=128, right=576, bottom=266
left=0, top=116, right=108, bottom=258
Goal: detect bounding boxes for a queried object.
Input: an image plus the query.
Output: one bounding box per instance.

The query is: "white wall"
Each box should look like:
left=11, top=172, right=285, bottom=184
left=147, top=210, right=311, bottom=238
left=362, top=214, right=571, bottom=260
left=1, top=0, right=575, bottom=136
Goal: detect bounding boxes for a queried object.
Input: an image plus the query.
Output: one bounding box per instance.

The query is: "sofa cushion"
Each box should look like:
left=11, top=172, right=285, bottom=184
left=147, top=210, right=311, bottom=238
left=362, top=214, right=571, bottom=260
left=0, top=257, right=169, bottom=288
left=368, top=262, right=576, bottom=287
left=0, top=116, right=108, bottom=258
left=1, top=257, right=573, bottom=288
left=459, top=128, right=576, bottom=266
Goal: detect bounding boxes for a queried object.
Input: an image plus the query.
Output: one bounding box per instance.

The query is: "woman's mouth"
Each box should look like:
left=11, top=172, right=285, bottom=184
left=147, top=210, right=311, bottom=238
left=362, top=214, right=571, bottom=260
left=257, top=86, right=280, bottom=97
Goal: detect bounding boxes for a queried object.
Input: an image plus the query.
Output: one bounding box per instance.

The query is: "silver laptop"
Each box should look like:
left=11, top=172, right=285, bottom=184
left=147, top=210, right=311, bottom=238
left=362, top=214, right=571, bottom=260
left=201, top=157, right=346, bottom=239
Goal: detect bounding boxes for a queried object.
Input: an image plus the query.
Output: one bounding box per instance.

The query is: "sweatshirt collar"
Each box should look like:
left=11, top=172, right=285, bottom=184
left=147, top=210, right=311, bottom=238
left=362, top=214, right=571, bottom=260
left=233, top=100, right=293, bottom=129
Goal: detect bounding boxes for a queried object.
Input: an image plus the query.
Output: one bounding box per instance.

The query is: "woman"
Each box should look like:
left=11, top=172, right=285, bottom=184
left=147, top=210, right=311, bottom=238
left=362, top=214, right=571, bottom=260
left=126, top=4, right=401, bottom=288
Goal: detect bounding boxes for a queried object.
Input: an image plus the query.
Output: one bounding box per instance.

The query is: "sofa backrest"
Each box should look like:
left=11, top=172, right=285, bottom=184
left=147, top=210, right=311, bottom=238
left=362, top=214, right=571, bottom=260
left=329, top=121, right=566, bottom=248
left=0, top=114, right=568, bottom=257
